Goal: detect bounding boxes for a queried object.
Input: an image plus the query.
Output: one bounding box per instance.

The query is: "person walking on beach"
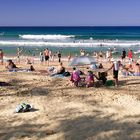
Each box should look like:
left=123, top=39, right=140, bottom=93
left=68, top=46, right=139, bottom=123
left=57, top=51, right=61, bottom=62
left=0, top=49, right=4, bottom=65
left=44, top=48, right=50, bottom=66
left=107, top=59, right=121, bottom=87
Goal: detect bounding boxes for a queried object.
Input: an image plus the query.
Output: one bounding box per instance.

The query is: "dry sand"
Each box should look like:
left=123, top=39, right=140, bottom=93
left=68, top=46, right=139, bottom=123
left=0, top=59, right=140, bottom=140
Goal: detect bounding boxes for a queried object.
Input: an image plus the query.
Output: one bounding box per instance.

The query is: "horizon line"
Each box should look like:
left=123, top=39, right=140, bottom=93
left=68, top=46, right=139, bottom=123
left=0, top=25, right=140, bottom=27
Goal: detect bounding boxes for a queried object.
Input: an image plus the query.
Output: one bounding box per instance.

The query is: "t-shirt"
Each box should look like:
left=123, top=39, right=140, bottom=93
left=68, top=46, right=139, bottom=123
left=113, top=61, right=119, bottom=71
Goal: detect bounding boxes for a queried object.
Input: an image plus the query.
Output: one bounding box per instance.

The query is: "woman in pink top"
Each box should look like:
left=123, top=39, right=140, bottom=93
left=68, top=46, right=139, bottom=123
left=85, top=71, right=99, bottom=87
left=70, top=67, right=81, bottom=87
left=128, top=49, right=133, bottom=61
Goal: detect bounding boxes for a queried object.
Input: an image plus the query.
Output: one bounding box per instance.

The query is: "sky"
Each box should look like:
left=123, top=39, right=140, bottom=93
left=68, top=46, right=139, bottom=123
left=0, top=0, right=140, bottom=26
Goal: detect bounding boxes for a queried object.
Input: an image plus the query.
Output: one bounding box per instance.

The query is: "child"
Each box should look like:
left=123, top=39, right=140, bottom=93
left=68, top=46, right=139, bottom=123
left=70, top=67, right=81, bottom=87
left=85, top=71, right=99, bottom=88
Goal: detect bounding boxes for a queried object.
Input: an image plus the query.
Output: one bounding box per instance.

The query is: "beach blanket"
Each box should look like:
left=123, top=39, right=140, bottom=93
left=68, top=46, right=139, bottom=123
left=9, top=69, right=31, bottom=72
left=51, top=74, right=65, bottom=78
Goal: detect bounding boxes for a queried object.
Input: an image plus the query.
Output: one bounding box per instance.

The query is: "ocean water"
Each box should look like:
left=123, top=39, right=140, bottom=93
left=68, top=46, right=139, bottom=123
left=0, top=26, right=140, bottom=56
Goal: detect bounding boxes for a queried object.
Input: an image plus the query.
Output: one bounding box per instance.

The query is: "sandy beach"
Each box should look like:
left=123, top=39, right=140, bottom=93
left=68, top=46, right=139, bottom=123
left=0, top=57, right=140, bottom=140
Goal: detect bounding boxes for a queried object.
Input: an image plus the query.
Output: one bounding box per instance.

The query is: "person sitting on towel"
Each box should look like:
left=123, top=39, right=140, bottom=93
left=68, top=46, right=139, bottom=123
left=5, top=59, right=17, bottom=70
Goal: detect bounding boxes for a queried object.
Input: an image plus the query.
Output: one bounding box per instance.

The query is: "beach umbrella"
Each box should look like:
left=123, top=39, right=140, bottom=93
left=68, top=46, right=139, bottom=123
left=69, top=56, right=96, bottom=66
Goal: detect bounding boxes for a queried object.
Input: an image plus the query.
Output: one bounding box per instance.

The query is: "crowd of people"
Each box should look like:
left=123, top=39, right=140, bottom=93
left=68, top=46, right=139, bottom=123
left=0, top=47, right=140, bottom=88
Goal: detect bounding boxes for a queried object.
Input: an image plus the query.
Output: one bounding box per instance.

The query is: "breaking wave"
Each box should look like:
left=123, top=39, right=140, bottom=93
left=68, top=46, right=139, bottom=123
left=19, top=34, right=74, bottom=40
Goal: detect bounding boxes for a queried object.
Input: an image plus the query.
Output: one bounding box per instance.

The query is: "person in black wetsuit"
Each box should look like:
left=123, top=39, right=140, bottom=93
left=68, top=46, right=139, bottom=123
left=121, top=48, right=126, bottom=60
left=57, top=51, right=61, bottom=62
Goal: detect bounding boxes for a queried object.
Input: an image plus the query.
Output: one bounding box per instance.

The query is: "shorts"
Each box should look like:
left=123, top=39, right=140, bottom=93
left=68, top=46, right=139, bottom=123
left=121, top=55, right=126, bottom=59
left=113, top=70, right=118, bottom=79
left=45, top=56, right=49, bottom=61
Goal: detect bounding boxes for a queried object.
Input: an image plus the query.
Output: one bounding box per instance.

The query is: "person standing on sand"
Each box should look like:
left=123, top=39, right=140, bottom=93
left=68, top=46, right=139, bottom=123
left=57, top=51, right=61, bottom=62
left=68, top=52, right=71, bottom=62
left=17, top=47, right=23, bottom=63
left=49, top=50, right=52, bottom=61
left=44, top=48, right=50, bottom=66
left=39, top=51, right=44, bottom=63
left=109, top=50, right=112, bottom=59
left=106, top=59, right=122, bottom=87
left=0, top=49, right=4, bottom=65
left=121, top=48, right=126, bottom=61
left=128, top=49, right=133, bottom=62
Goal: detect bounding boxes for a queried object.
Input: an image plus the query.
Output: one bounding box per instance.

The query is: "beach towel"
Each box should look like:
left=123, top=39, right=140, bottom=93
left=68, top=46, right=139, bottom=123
left=51, top=74, right=65, bottom=78
left=9, top=69, right=31, bottom=72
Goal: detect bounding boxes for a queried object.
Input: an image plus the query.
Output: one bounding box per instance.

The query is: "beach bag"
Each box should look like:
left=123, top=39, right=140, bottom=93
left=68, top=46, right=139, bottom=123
left=15, top=103, right=31, bottom=113
left=63, top=71, right=71, bottom=77
left=105, top=80, right=115, bottom=86
left=79, top=70, right=84, bottom=75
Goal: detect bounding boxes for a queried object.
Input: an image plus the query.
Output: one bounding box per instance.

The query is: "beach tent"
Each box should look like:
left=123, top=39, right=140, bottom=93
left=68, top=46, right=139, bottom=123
left=69, top=56, right=96, bottom=66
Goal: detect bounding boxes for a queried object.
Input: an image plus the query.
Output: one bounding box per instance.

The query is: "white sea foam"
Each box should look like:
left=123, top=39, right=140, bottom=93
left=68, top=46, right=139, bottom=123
left=0, top=40, right=140, bottom=47
left=19, top=34, right=74, bottom=40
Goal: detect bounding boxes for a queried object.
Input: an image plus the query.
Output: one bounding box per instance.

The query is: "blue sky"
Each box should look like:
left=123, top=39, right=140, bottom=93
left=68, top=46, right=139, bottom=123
left=0, top=0, right=140, bottom=26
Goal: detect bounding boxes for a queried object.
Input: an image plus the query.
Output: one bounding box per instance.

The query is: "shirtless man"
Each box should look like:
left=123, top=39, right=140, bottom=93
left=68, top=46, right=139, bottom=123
left=107, top=60, right=121, bottom=87
left=44, top=48, right=50, bottom=66
left=0, top=49, right=4, bottom=65
left=133, top=63, right=140, bottom=76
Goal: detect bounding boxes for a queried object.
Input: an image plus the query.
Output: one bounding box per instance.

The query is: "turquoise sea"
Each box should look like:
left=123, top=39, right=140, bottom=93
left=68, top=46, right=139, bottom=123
left=0, top=26, right=140, bottom=56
